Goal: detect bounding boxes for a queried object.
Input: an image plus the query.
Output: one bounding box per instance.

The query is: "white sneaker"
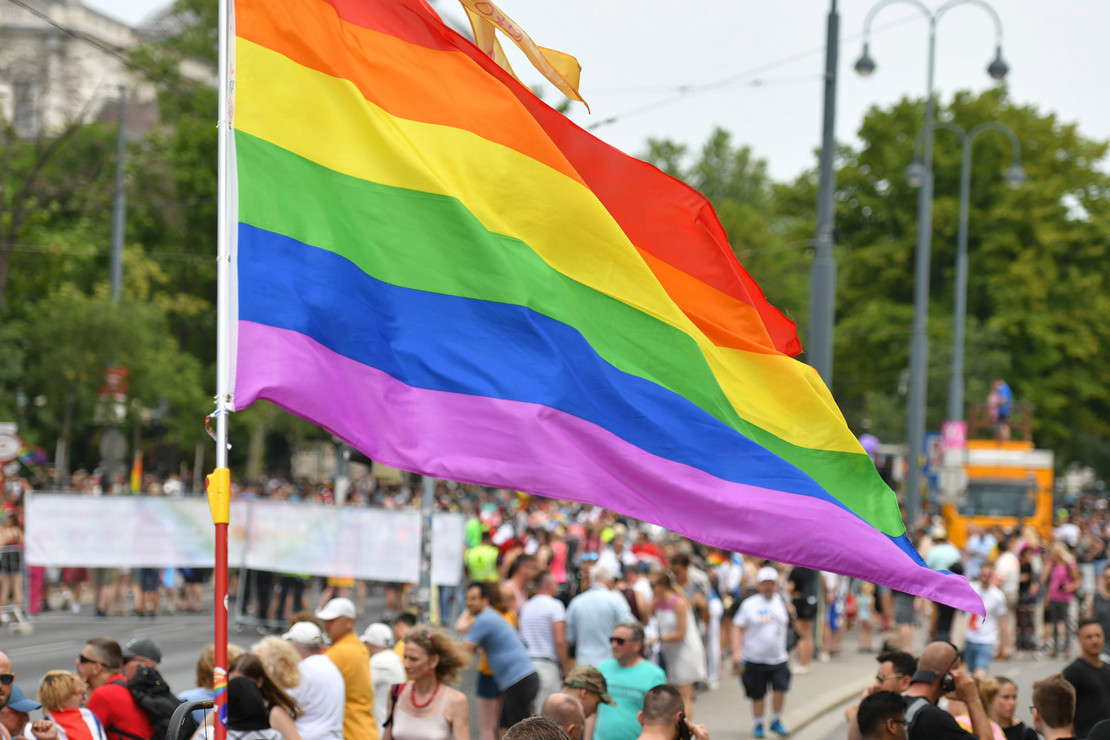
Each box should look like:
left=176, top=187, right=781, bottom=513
left=793, top=664, right=811, bottom=675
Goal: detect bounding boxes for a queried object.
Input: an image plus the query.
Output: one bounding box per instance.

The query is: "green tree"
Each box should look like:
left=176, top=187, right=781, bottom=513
left=15, top=286, right=208, bottom=475
left=776, top=88, right=1110, bottom=473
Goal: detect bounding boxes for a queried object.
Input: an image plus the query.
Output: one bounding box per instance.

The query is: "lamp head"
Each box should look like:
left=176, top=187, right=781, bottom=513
left=905, top=161, right=927, bottom=188
left=855, top=44, right=876, bottom=77
left=987, top=46, right=1009, bottom=80
left=1005, top=163, right=1026, bottom=188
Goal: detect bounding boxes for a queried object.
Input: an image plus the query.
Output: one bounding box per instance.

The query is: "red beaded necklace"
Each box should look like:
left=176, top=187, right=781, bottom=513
left=411, top=680, right=440, bottom=709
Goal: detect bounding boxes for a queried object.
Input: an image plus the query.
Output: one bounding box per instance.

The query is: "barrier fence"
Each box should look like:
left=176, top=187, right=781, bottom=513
left=25, top=494, right=465, bottom=586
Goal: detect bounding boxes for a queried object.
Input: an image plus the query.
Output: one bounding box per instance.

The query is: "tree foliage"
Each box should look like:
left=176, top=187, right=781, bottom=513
left=774, top=88, right=1110, bottom=473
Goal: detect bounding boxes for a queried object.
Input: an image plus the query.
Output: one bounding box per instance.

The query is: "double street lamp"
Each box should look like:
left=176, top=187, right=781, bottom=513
left=855, top=0, right=1008, bottom=523
left=907, top=122, right=1024, bottom=425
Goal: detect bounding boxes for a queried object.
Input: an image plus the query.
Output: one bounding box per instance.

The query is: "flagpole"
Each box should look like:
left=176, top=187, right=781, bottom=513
left=209, top=0, right=233, bottom=737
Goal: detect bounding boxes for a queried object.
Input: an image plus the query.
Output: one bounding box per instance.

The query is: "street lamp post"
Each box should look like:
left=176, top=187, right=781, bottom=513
left=855, top=0, right=1008, bottom=524
left=807, top=0, right=840, bottom=389
left=908, top=122, right=1024, bottom=423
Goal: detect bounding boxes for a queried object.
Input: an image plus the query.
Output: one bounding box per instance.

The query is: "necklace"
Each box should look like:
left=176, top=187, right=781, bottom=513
left=412, top=680, right=440, bottom=709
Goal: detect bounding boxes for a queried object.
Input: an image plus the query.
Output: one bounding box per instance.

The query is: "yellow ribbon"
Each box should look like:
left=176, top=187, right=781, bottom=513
left=457, top=0, right=589, bottom=111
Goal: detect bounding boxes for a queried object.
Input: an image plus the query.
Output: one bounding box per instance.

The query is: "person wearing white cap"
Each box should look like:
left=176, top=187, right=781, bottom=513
left=317, top=598, right=378, bottom=740
left=283, top=621, right=344, bottom=740
left=361, top=623, right=405, bottom=732
left=731, top=566, right=792, bottom=739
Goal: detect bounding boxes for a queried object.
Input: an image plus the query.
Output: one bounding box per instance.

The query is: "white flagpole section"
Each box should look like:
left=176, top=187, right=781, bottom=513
left=211, top=0, right=234, bottom=738
left=216, top=0, right=233, bottom=462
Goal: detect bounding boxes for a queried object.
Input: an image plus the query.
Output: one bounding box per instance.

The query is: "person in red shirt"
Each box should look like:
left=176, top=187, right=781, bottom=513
left=76, top=638, right=152, bottom=740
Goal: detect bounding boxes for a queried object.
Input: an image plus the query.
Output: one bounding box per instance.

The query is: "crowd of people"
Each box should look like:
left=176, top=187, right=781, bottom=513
left=2, top=470, right=1110, bottom=739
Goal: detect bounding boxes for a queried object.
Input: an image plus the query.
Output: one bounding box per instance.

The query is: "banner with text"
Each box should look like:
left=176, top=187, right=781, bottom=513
left=25, top=494, right=464, bottom=585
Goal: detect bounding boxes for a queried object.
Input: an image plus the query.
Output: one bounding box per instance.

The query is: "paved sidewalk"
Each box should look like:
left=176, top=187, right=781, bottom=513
left=691, top=645, right=875, bottom=740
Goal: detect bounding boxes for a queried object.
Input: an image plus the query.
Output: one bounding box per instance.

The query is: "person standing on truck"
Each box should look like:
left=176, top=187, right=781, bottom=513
left=988, top=380, right=1013, bottom=441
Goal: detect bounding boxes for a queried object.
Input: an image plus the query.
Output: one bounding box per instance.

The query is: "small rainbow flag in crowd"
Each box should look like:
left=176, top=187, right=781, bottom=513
left=226, top=0, right=980, bottom=611
left=17, top=442, right=47, bottom=468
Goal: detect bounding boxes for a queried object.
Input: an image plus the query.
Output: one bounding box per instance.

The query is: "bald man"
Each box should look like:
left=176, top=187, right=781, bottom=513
left=847, top=641, right=990, bottom=740
left=542, top=693, right=585, bottom=740
left=901, top=642, right=992, bottom=740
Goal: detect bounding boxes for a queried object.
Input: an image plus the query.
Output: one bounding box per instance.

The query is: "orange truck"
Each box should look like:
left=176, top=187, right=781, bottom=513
left=940, top=439, right=1054, bottom=549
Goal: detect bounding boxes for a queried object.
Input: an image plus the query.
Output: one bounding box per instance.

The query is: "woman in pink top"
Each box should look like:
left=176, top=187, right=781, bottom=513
left=385, top=627, right=470, bottom=740
left=548, top=528, right=568, bottom=586
left=1043, top=543, right=1079, bottom=658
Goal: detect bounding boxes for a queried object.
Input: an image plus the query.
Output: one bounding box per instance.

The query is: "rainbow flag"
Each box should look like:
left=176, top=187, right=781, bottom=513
left=229, top=0, right=980, bottom=611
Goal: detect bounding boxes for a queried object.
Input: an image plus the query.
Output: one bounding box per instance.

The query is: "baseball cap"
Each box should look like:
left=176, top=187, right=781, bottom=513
left=360, top=622, right=394, bottom=648
left=316, top=597, right=357, bottom=621
left=122, top=637, right=162, bottom=664
left=282, top=621, right=326, bottom=647
left=7, top=685, right=41, bottom=712
left=757, top=567, right=779, bottom=583
left=563, top=666, right=616, bottom=706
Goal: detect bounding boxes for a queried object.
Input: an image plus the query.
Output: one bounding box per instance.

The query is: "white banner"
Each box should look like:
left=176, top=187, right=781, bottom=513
left=25, top=494, right=464, bottom=585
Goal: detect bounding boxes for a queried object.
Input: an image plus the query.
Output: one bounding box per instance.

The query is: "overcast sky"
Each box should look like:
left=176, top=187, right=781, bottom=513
left=86, top=0, right=1107, bottom=183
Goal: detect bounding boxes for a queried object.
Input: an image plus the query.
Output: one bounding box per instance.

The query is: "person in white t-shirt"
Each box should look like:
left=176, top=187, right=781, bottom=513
left=731, top=567, right=792, bottom=739
left=993, top=536, right=1022, bottom=660
left=362, top=622, right=407, bottom=732
left=518, top=571, right=571, bottom=713
left=283, top=621, right=345, bottom=740
left=965, top=563, right=1008, bottom=678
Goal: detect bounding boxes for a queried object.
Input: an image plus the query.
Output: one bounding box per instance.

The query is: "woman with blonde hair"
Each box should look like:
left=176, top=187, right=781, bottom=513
left=1043, top=542, right=1079, bottom=657
left=179, top=643, right=247, bottom=725
left=384, top=626, right=469, bottom=740
left=991, top=677, right=1038, bottom=740
left=950, top=675, right=1006, bottom=740
left=251, top=637, right=302, bottom=692
left=33, top=670, right=105, bottom=740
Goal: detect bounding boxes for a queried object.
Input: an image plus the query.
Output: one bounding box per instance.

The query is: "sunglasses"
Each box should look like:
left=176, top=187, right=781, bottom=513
left=610, top=637, right=627, bottom=645
left=77, top=654, right=104, bottom=666
left=876, top=673, right=905, bottom=683
left=0, top=674, right=12, bottom=686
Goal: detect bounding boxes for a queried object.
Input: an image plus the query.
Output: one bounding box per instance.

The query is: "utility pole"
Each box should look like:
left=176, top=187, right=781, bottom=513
left=807, top=0, right=839, bottom=388
left=110, top=85, right=127, bottom=302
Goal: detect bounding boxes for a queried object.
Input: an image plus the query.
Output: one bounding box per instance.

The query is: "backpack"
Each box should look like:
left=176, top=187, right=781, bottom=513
left=110, top=665, right=198, bottom=740
left=904, top=695, right=930, bottom=740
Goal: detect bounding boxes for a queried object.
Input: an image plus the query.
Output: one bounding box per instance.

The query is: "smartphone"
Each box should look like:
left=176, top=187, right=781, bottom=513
left=677, top=712, right=692, bottom=740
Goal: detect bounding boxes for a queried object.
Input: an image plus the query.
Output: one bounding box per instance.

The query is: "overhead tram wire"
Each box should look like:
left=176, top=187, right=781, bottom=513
left=587, top=10, right=927, bottom=132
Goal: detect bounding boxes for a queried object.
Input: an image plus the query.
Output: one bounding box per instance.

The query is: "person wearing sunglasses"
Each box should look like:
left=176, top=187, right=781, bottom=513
left=595, top=622, right=665, bottom=740
left=76, top=638, right=152, bottom=740
left=0, top=651, right=13, bottom=718
left=844, top=650, right=916, bottom=732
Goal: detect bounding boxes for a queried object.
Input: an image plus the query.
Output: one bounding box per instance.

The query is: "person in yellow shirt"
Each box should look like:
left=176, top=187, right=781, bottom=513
left=466, top=531, right=500, bottom=583
left=318, top=597, right=378, bottom=740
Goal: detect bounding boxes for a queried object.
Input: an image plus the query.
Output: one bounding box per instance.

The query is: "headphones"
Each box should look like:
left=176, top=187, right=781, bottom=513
left=910, top=641, right=960, bottom=693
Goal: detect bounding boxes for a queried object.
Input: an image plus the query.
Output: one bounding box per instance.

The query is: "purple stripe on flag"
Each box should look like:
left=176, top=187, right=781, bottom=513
left=235, top=321, right=982, bottom=613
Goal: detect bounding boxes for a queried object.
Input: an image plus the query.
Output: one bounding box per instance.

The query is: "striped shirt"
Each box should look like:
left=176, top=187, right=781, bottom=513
left=518, top=594, right=566, bottom=661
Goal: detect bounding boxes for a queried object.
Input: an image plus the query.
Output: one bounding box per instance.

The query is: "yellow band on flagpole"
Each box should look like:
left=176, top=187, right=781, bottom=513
left=207, top=468, right=231, bottom=525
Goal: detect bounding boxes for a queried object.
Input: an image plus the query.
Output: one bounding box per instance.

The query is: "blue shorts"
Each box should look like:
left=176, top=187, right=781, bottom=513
left=964, top=641, right=993, bottom=674
left=477, top=672, right=499, bottom=698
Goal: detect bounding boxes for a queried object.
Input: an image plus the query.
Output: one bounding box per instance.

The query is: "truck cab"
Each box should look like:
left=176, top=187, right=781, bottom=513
left=940, top=439, right=1054, bottom=549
